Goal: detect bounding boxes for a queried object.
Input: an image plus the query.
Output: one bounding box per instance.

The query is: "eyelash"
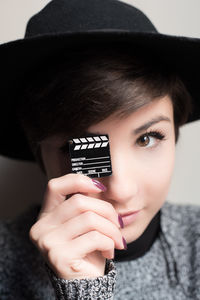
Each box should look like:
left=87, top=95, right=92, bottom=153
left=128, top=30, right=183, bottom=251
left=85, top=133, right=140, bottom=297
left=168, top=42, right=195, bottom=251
left=59, top=129, right=166, bottom=154
left=136, top=130, right=166, bottom=148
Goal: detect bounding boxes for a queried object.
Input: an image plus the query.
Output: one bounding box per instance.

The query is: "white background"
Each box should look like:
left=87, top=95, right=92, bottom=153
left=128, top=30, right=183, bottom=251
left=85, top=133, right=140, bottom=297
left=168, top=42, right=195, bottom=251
left=0, top=0, right=200, bottom=219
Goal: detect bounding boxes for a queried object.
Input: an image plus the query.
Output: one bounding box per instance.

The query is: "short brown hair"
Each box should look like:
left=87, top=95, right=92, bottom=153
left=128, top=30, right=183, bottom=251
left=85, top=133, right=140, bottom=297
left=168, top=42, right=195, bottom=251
left=17, top=45, right=193, bottom=165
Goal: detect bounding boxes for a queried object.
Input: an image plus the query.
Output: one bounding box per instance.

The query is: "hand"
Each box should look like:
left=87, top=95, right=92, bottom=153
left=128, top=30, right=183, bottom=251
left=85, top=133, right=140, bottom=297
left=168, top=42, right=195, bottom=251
left=29, top=174, right=125, bottom=280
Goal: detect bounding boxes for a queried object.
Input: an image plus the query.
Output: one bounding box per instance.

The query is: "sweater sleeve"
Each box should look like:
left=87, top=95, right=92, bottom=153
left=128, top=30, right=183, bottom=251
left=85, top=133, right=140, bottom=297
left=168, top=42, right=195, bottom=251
left=45, top=259, right=117, bottom=300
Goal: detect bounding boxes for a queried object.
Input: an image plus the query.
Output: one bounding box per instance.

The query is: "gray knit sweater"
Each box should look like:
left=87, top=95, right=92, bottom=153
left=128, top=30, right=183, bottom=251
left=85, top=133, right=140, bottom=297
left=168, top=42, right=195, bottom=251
left=0, top=201, right=200, bottom=299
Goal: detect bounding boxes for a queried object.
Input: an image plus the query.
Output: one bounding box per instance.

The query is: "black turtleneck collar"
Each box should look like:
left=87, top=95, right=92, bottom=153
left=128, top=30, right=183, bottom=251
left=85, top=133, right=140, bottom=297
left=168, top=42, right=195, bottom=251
left=114, top=210, right=161, bottom=262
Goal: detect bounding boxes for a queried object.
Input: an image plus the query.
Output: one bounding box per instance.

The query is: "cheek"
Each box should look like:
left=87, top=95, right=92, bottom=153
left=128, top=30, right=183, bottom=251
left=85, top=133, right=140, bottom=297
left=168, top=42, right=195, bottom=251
left=141, top=142, right=175, bottom=206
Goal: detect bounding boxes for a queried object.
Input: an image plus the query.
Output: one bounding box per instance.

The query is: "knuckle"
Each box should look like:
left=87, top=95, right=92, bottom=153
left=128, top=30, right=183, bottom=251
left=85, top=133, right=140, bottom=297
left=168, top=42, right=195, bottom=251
left=48, top=249, right=69, bottom=273
left=74, top=197, right=85, bottom=211
left=38, top=234, right=52, bottom=252
left=70, top=193, right=81, bottom=204
left=47, top=179, right=57, bottom=193
left=29, top=224, right=38, bottom=243
left=47, top=248, right=59, bottom=267
left=90, top=230, right=101, bottom=242
left=68, top=193, right=85, bottom=213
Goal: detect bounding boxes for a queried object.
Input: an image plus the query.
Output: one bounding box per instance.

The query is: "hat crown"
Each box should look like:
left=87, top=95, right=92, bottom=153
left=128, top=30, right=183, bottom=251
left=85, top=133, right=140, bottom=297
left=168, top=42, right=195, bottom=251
left=25, top=0, right=157, bottom=38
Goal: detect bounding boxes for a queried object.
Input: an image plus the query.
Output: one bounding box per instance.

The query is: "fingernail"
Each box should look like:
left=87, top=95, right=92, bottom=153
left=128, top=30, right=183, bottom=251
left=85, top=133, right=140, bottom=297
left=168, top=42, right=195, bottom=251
left=122, top=237, right=127, bottom=250
left=118, top=214, right=124, bottom=228
left=92, top=179, right=107, bottom=191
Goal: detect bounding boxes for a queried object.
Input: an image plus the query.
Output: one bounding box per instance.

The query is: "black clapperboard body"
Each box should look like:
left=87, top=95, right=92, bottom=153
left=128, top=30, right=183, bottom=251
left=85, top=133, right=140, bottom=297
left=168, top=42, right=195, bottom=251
left=68, top=134, right=112, bottom=178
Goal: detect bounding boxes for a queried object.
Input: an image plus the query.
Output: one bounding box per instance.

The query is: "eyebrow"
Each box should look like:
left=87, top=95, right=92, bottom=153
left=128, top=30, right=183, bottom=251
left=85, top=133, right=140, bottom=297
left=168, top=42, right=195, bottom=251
left=74, top=115, right=171, bottom=138
left=133, top=115, right=171, bottom=135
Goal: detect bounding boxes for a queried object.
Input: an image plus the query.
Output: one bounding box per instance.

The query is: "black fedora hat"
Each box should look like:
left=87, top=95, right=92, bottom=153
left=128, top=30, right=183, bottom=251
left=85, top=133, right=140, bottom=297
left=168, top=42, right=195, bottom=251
left=1, top=0, right=200, bottom=162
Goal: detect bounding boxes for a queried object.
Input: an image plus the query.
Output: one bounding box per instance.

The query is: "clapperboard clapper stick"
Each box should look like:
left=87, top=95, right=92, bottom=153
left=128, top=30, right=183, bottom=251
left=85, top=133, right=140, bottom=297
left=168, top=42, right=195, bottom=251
left=68, top=134, right=112, bottom=178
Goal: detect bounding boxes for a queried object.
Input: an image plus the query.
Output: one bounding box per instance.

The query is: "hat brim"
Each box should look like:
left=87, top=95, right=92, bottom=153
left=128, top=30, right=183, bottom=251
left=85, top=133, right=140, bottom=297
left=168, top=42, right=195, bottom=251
left=1, top=30, right=200, bottom=161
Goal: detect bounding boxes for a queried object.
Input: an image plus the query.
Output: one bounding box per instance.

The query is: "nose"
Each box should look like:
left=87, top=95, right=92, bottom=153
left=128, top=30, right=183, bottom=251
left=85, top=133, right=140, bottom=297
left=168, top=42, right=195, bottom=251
left=102, top=151, right=138, bottom=204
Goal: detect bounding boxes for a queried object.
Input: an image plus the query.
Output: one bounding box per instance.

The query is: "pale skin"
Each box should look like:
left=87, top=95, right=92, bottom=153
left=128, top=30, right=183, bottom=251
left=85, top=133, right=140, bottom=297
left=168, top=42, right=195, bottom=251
left=29, top=95, right=176, bottom=279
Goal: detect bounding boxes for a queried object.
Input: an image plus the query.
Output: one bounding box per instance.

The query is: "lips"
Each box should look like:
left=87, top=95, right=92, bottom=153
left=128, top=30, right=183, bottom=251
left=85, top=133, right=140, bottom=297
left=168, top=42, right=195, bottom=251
left=119, top=210, right=141, bottom=217
left=119, top=210, right=141, bottom=227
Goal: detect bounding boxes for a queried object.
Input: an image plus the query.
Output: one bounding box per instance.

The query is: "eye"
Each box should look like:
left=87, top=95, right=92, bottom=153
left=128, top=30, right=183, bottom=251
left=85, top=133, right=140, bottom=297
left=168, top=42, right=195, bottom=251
left=136, top=130, right=166, bottom=148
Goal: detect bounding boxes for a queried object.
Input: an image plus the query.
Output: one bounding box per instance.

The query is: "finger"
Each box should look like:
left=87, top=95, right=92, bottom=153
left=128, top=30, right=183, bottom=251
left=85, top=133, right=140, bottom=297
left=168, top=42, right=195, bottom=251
left=41, top=173, right=106, bottom=214
left=42, top=193, right=120, bottom=228
left=71, top=230, right=116, bottom=259
left=37, top=211, right=124, bottom=252
left=30, top=195, right=121, bottom=246
left=62, top=210, right=124, bottom=249
left=101, top=249, right=114, bottom=260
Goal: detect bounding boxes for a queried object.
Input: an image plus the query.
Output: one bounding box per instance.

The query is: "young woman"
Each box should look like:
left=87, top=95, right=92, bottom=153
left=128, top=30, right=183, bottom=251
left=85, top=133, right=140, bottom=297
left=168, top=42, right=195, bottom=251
left=0, top=0, right=200, bottom=299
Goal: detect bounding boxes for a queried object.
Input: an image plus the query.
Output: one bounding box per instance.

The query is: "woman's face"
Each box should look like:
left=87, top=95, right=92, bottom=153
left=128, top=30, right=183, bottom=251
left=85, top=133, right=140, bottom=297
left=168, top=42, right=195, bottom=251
left=41, top=95, right=175, bottom=243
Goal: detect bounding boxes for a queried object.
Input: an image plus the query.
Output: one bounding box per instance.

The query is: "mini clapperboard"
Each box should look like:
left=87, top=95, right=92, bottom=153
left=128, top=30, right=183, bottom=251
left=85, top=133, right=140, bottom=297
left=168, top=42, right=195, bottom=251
left=68, top=134, right=112, bottom=178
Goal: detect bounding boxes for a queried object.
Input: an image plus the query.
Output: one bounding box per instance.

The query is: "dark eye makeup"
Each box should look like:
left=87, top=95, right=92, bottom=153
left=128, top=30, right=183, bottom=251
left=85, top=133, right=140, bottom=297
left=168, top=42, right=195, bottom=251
left=136, top=130, right=166, bottom=147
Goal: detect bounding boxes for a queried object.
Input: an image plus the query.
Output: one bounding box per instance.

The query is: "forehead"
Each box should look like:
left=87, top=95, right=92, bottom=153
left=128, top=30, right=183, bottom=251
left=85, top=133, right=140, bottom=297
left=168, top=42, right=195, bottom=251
left=87, top=95, right=173, bottom=133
